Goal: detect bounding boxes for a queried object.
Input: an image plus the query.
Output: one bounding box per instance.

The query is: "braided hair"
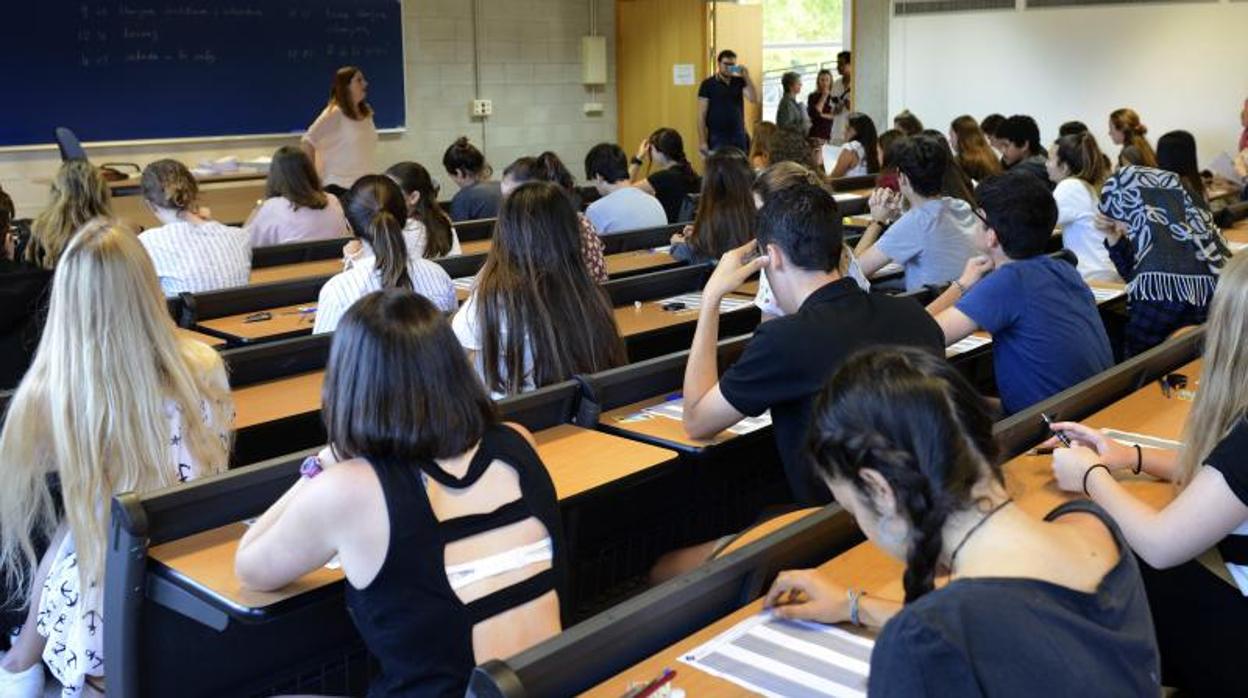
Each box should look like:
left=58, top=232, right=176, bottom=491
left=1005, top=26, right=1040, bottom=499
left=808, top=347, right=1002, bottom=602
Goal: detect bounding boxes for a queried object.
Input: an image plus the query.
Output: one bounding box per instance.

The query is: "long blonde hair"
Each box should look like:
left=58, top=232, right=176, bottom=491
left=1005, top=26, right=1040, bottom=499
left=1177, top=254, right=1248, bottom=487
left=0, top=220, right=232, bottom=602
left=27, top=160, right=112, bottom=269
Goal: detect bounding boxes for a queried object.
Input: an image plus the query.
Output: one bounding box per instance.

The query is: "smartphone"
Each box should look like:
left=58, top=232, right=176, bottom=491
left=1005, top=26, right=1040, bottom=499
left=728, top=65, right=743, bottom=76
left=661, top=301, right=687, bottom=312
left=244, top=311, right=272, bottom=323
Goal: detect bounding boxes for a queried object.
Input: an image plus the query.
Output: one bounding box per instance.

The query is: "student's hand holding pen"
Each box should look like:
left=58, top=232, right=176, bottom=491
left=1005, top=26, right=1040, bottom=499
left=1041, top=421, right=1137, bottom=472
left=764, top=569, right=848, bottom=623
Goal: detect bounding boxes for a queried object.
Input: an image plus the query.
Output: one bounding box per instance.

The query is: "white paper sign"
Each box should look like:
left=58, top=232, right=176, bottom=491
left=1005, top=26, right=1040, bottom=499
left=673, top=63, right=696, bottom=86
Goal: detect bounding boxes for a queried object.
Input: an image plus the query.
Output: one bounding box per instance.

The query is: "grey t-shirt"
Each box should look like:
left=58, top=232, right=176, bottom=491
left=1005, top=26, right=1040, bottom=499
left=875, top=197, right=978, bottom=292
left=584, top=186, right=669, bottom=235
left=449, top=180, right=503, bottom=222
left=776, top=94, right=810, bottom=135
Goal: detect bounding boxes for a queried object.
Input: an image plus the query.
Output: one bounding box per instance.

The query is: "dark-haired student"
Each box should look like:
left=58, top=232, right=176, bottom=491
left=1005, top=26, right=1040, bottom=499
left=923, top=129, right=978, bottom=207
left=236, top=289, right=566, bottom=697
left=767, top=128, right=818, bottom=170
left=0, top=187, right=52, bottom=391
left=765, top=348, right=1160, bottom=697
left=981, top=112, right=1006, bottom=154
left=584, top=143, right=667, bottom=234
left=314, top=176, right=456, bottom=334
left=385, top=161, right=462, bottom=258
left=138, top=159, right=251, bottom=297
left=997, top=115, right=1052, bottom=188
left=1059, top=120, right=1090, bottom=137
left=1047, top=132, right=1121, bottom=282
left=1098, top=166, right=1229, bottom=357
left=452, top=182, right=624, bottom=397
left=629, top=128, right=702, bottom=223
left=681, top=184, right=943, bottom=504
left=1156, top=130, right=1209, bottom=211
left=245, top=145, right=350, bottom=247
left=302, top=66, right=378, bottom=191
left=669, top=148, right=754, bottom=265
left=443, top=136, right=503, bottom=222
left=854, top=136, right=978, bottom=292
left=1049, top=254, right=1248, bottom=696
left=827, top=113, right=879, bottom=178
left=893, top=109, right=924, bottom=137
left=926, top=173, right=1113, bottom=415
left=501, top=154, right=607, bottom=283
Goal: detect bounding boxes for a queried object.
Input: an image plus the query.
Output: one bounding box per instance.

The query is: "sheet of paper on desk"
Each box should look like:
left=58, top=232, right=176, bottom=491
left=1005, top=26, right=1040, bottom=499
left=650, top=244, right=672, bottom=253
left=945, top=334, right=992, bottom=358
left=1091, top=286, right=1126, bottom=303
left=657, top=293, right=753, bottom=313
left=644, top=398, right=772, bottom=435
left=870, top=262, right=902, bottom=278
left=1101, top=429, right=1182, bottom=451
left=452, top=276, right=475, bottom=291
left=681, top=612, right=872, bottom=698
left=1228, top=242, right=1248, bottom=253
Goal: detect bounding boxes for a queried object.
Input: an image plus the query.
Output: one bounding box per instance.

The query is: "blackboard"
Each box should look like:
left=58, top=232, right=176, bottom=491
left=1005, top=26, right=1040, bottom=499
left=1, top=1, right=405, bottom=147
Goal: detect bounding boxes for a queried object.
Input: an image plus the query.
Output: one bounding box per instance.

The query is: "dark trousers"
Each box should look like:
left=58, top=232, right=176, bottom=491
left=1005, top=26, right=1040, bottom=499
left=708, top=130, right=749, bottom=154
left=1138, top=556, right=1248, bottom=695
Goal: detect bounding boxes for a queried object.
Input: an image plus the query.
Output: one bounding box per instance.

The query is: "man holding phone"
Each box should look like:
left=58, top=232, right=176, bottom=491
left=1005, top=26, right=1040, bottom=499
left=698, top=50, right=759, bottom=158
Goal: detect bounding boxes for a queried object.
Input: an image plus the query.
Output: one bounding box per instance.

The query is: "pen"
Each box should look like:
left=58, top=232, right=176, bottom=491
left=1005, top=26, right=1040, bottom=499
left=1041, top=412, right=1071, bottom=448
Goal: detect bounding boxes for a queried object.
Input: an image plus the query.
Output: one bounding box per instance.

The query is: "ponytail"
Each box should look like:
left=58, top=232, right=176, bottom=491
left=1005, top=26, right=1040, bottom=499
left=345, top=174, right=414, bottom=288
left=1056, top=132, right=1110, bottom=189
left=369, top=209, right=412, bottom=290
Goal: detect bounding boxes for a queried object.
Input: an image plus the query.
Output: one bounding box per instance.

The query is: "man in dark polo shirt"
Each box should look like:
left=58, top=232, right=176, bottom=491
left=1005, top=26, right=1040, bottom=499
left=681, top=184, right=945, bottom=505
left=697, top=49, right=759, bottom=157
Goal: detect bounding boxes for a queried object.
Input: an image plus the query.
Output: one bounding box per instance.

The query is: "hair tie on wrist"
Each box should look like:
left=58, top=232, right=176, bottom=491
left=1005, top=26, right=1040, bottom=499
left=1083, top=463, right=1110, bottom=496
left=1132, top=444, right=1143, bottom=475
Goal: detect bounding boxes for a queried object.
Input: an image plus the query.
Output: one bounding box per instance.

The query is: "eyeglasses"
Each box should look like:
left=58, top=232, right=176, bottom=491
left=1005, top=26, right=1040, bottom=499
left=971, top=207, right=990, bottom=229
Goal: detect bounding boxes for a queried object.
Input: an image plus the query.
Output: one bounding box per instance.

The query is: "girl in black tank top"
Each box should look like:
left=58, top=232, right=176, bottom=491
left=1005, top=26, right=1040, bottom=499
left=236, top=289, right=565, bottom=697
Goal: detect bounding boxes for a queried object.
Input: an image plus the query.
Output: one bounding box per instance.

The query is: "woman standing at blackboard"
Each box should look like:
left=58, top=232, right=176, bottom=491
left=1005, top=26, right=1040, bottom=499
left=302, top=66, right=378, bottom=193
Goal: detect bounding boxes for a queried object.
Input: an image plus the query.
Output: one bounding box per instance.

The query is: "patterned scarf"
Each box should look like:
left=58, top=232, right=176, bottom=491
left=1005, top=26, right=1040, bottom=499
left=1099, top=166, right=1230, bottom=306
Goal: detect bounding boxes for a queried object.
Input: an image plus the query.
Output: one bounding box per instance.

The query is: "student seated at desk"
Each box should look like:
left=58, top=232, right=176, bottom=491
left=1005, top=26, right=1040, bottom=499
left=26, top=159, right=112, bottom=270
left=1098, top=166, right=1230, bottom=357
left=1046, top=132, right=1121, bottom=283
left=949, top=115, right=1002, bottom=183
left=826, top=113, right=880, bottom=179
left=765, top=348, right=1160, bottom=697
left=315, top=176, right=456, bottom=334
left=926, top=172, right=1113, bottom=415
left=452, top=182, right=624, bottom=397
left=0, top=186, right=53, bottom=391
left=443, top=136, right=503, bottom=222
left=628, top=127, right=702, bottom=224
left=385, top=161, right=462, bottom=258
left=137, top=159, right=251, bottom=297
left=1156, top=130, right=1210, bottom=211
left=669, top=148, right=754, bottom=265
left=500, top=154, right=607, bottom=283
left=1108, top=108, right=1158, bottom=169
left=584, top=143, right=668, bottom=235
left=0, top=221, right=232, bottom=698
left=681, top=184, right=943, bottom=505
left=244, top=145, right=350, bottom=248
left=854, top=135, right=978, bottom=292
left=997, top=115, right=1053, bottom=189
left=1050, top=254, right=1248, bottom=695
left=236, top=289, right=566, bottom=697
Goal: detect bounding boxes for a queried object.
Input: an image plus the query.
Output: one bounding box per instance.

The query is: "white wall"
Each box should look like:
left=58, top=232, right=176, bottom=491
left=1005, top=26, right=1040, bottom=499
left=888, top=2, right=1248, bottom=164
left=0, top=0, right=617, bottom=217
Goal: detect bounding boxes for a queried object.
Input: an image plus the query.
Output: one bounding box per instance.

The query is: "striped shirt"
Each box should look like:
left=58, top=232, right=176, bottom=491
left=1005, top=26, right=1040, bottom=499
left=313, top=255, right=457, bottom=334
left=139, top=220, right=252, bottom=297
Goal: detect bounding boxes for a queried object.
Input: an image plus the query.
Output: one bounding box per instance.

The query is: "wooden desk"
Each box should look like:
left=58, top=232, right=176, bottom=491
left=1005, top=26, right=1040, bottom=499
left=175, top=327, right=226, bottom=349
left=107, top=170, right=268, bottom=194
left=586, top=361, right=1197, bottom=696
left=248, top=259, right=341, bottom=285
left=605, top=250, right=679, bottom=277
left=1224, top=219, right=1248, bottom=246
left=112, top=182, right=266, bottom=230
left=196, top=304, right=317, bottom=344
left=613, top=297, right=753, bottom=337
left=233, top=371, right=325, bottom=430
left=460, top=239, right=491, bottom=256
left=716, top=508, right=822, bottom=558
left=147, top=424, right=677, bottom=614
left=600, top=394, right=748, bottom=450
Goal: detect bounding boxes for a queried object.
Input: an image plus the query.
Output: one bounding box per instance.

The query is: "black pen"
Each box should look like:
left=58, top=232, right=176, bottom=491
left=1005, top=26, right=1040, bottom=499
left=1041, top=412, right=1072, bottom=447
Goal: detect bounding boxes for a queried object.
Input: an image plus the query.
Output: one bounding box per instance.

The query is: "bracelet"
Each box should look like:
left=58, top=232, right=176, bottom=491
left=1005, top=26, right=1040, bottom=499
left=951, top=280, right=967, bottom=295
left=1132, top=444, right=1143, bottom=475
left=300, top=455, right=324, bottom=479
left=847, top=588, right=866, bottom=626
left=1082, top=463, right=1110, bottom=496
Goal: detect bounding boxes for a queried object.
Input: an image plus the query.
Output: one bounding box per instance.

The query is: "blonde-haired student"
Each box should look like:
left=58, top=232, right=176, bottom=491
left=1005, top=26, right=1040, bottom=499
left=26, top=160, right=112, bottom=270
left=138, top=159, right=251, bottom=297
left=0, top=220, right=233, bottom=697
left=1052, top=253, right=1248, bottom=695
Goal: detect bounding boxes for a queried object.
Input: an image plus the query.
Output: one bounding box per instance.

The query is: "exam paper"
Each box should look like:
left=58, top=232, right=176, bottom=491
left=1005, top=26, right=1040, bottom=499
left=656, top=293, right=753, bottom=313
left=945, top=334, right=992, bottom=358
left=644, top=398, right=772, bottom=435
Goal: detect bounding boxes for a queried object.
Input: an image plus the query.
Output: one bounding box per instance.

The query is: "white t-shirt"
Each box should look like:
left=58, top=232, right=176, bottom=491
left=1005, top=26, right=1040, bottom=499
left=313, top=254, right=457, bottom=334
left=585, top=186, right=669, bottom=235
left=245, top=195, right=350, bottom=248
left=451, top=291, right=535, bottom=398
left=302, top=105, right=379, bottom=189
left=403, top=218, right=463, bottom=259
left=140, top=220, right=252, bottom=297
left=843, top=141, right=868, bottom=177
left=829, top=77, right=851, bottom=145
left=1054, top=178, right=1122, bottom=283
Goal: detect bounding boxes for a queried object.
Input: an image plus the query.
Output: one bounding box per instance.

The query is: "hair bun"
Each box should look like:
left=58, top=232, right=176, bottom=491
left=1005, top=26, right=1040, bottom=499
left=454, top=136, right=470, bottom=148
left=1137, top=124, right=1148, bottom=136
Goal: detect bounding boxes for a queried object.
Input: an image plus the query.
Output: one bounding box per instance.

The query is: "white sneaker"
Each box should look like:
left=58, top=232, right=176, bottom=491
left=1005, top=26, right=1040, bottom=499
left=0, top=654, right=45, bottom=698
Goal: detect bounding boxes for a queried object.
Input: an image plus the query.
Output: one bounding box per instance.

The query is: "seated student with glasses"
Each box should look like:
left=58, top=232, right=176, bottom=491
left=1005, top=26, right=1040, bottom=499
left=1049, top=253, right=1248, bottom=696
left=925, top=172, right=1113, bottom=415
left=765, top=348, right=1160, bottom=697
left=237, top=289, right=567, bottom=697
left=854, top=135, right=978, bottom=292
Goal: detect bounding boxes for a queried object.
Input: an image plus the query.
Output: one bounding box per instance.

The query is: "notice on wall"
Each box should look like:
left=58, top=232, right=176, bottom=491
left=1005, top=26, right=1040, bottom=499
left=673, top=63, right=696, bottom=86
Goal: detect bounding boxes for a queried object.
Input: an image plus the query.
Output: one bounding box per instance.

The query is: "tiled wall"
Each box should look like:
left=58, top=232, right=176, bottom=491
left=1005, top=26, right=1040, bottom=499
left=0, top=0, right=617, bottom=217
